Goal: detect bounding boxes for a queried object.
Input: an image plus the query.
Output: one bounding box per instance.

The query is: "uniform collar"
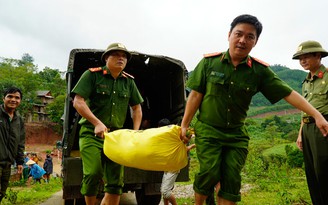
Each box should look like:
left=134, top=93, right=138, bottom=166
left=222, top=50, right=252, bottom=68
left=102, top=66, right=125, bottom=78
left=305, top=64, right=326, bottom=81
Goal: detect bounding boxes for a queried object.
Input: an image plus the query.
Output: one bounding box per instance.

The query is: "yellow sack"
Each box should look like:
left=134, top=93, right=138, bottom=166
left=103, top=125, right=188, bottom=171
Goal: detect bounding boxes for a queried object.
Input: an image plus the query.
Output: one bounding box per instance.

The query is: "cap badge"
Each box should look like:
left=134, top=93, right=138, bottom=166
left=297, top=45, right=303, bottom=52
left=117, top=43, right=125, bottom=48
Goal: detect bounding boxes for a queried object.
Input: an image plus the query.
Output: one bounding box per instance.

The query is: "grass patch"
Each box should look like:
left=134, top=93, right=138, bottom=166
left=262, top=142, right=297, bottom=157
left=1, top=177, right=62, bottom=205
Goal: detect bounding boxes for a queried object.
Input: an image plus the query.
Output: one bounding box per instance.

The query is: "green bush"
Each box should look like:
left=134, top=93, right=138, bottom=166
left=285, top=145, right=304, bottom=168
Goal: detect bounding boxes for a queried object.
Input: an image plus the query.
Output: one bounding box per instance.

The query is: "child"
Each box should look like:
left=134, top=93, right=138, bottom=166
left=158, top=118, right=195, bottom=205
left=43, top=154, right=53, bottom=183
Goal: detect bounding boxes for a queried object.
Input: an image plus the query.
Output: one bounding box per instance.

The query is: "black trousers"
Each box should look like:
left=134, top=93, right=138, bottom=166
left=0, top=162, right=11, bottom=202
left=302, top=123, right=328, bottom=205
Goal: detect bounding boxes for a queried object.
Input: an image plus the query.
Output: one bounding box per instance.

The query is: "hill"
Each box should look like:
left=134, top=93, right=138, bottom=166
left=250, top=64, right=307, bottom=107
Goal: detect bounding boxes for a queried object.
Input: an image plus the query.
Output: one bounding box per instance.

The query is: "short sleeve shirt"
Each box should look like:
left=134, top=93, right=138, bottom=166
left=187, top=50, right=293, bottom=128
left=302, top=65, right=328, bottom=117
left=71, top=66, right=144, bottom=129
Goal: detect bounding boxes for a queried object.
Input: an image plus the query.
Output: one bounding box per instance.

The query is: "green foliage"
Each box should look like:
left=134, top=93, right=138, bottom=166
left=285, top=145, right=304, bottom=168
left=4, top=188, right=18, bottom=204
left=47, top=94, right=65, bottom=123
left=38, top=67, right=66, bottom=97
left=1, top=178, right=62, bottom=205
left=0, top=55, right=66, bottom=124
left=20, top=53, right=34, bottom=65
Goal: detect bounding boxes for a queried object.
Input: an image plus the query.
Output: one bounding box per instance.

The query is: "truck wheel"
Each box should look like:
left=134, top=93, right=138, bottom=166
left=135, top=189, right=161, bottom=205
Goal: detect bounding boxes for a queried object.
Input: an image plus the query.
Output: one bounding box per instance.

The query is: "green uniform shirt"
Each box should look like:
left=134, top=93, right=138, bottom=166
left=187, top=50, right=293, bottom=128
left=72, top=66, right=144, bottom=129
left=302, top=65, right=328, bottom=117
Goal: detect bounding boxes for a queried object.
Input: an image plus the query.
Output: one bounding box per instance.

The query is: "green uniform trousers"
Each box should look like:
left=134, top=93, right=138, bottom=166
left=302, top=123, right=328, bottom=205
left=79, top=127, right=124, bottom=196
left=193, top=120, right=248, bottom=202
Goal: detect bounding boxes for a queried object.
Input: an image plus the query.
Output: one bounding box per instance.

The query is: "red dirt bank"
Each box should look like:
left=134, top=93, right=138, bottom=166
left=25, top=122, right=62, bottom=174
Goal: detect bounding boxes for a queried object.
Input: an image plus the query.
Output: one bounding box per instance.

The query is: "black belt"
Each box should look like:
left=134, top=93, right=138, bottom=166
left=303, top=115, right=328, bottom=124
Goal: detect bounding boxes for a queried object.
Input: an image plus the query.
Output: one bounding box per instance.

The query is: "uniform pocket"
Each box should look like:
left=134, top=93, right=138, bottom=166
left=117, top=91, right=131, bottom=108
left=312, top=84, right=328, bottom=101
left=95, top=85, right=111, bottom=105
left=207, top=76, right=226, bottom=96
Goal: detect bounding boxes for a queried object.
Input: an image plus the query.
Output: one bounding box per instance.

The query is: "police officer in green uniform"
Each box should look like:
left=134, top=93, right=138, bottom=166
left=180, top=14, right=328, bottom=205
left=293, top=40, right=328, bottom=205
left=72, top=43, right=143, bottom=205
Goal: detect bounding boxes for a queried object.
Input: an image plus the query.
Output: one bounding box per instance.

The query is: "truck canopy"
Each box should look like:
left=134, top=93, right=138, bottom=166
left=61, top=49, right=189, bottom=203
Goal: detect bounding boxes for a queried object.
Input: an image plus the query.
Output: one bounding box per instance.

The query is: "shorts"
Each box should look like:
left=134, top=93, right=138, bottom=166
left=161, top=170, right=179, bottom=198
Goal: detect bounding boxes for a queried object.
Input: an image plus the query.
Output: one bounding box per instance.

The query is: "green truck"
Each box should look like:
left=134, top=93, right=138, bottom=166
left=61, top=49, right=190, bottom=204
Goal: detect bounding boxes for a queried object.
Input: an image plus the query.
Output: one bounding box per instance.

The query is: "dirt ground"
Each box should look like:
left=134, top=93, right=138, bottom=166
left=250, top=108, right=301, bottom=118
left=25, top=122, right=62, bottom=175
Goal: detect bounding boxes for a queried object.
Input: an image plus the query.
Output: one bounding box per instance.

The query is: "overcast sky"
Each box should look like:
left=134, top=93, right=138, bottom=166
left=1, top=0, right=328, bottom=73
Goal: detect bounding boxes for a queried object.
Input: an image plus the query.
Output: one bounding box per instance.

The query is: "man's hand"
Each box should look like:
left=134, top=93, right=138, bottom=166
left=296, top=134, right=303, bottom=151
left=315, top=116, right=328, bottom=137
left=94, top=122, right=108, bottom=139
left=180, top=127, right=190, bottom=144
left=17, top=165, right=23, bottom=174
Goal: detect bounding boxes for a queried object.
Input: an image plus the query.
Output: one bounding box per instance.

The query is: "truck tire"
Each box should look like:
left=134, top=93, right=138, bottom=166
left=135, top=189, right=161, bottom=205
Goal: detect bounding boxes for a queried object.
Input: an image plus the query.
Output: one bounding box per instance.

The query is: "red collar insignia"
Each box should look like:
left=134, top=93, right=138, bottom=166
left=318, top=71, right=324, bottom=78
left=247, top=58, right=252, bottom=67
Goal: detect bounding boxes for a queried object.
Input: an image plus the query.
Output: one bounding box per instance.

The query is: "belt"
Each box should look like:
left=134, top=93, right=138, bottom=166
left=303, top=115, right=328, bottom=124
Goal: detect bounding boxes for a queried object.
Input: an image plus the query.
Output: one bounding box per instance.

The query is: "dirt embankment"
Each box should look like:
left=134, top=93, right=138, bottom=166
left=249, top=109, right=301, bottom=118
left=25, top=122, right=62, bottom=145
left=24, top=122, right=62, bottom=175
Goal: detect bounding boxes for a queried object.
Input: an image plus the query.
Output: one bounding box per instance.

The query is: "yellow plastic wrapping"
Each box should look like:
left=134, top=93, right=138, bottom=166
left=103, top=125, right=188, bottom=171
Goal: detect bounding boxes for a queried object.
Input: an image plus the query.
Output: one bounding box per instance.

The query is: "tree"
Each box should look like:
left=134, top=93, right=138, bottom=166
left=21, top=53, right=34, bottom=64
left=0, top=55, right=66, bottom=121
left=47, top=94, right=65, bottom=124
left=37, top=67, right=65, bottom=97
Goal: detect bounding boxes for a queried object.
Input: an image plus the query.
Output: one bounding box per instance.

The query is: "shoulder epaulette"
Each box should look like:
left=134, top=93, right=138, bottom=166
left=89, top=67, right=102, bottom=72
left=251, top=57, right=270, bottom=67
left=203, top=52, right=222, bottom=58
left=122, top=71, right=134, bottom=79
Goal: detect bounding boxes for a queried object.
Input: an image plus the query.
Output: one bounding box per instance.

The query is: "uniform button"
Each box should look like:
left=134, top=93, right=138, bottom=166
left=227, top=122, right=230, bottom=125
left=102, top=92, right=105, bottom=94
left=231, top=82, right=234, bottom=84
left=228, top=109, right=230, bottom=112
left=310, top=93, right=312, bottom=95
left=113, top=103, right=115, bottom=105
left=113, top=91, right=116, bottom=94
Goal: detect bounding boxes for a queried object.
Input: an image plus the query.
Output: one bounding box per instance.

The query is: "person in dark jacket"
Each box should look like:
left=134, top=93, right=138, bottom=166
left=0, top=87, right=25, bottom=202
left=43, top=154, right=53, bottom=183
